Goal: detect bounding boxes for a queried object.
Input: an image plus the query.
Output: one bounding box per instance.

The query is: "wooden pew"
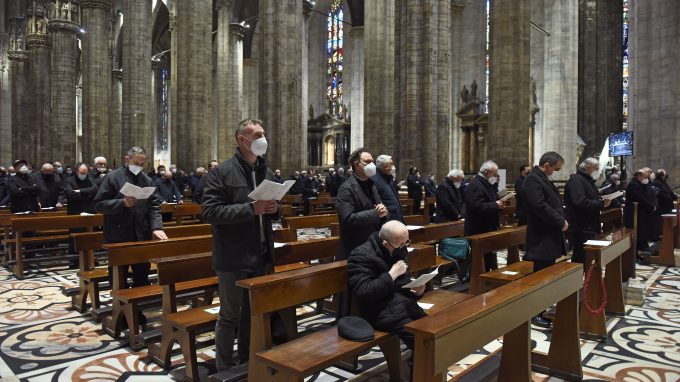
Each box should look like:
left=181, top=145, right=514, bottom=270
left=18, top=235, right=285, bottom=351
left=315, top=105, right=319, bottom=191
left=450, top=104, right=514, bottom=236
left=11, top=214, right=104, bottom=279
left=0, top=210, right=68, bottom=266
left=407, top=221, right=465, bottom=244
left=281, top=194, right=304, bottom=217
left=405, top=262, right=584, bottom=382
left=423, top=196, right=437, bottom=219
left=239, top=258, right=473, bottom=382
left=70, top=224, right=213, bottom=314
left=499, top=205, right=517, bottom=226
left=580, top=228, right=632, bottom=341
left=171, top=203, right=202, bottom=225
left=467, top=226, right=526, bottom=295
left=651, top=210, right=678, bottom=266
left=600, top=207, right=623, bottom=234
left=308, top=196, right=336, bottom=215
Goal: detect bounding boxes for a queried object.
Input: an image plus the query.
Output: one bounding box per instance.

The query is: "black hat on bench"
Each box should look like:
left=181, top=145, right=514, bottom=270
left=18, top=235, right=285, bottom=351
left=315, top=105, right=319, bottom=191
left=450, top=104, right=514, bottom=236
left=337, top=316, right=375, bottom=342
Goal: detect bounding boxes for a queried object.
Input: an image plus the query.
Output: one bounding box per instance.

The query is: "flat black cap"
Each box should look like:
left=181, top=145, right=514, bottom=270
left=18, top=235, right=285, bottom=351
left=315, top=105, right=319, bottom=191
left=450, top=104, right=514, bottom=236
left=337, top=316, right=375, bottom=342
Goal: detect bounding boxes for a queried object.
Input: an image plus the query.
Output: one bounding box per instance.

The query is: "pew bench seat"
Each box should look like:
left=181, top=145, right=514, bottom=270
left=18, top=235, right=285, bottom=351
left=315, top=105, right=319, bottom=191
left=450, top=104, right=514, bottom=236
left=480, top=260, right=533, bottom=292
left=112, top=276, right=218, bottom=304
left=73, top=268, right=109, bottom=313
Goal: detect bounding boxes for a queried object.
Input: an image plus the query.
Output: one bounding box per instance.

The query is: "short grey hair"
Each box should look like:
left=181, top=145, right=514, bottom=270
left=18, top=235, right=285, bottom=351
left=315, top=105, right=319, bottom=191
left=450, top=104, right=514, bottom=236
left=196, top=167, right=206, bottom=173
left=379, top=220, right=408, bottom=242
left=578, top=157, right=599, bottom=171
left=93, top=156, right=106, bottom=164
left=337, top=167, right=345, bottom=174
left=375, top=155, right=392, bottom=169
left=479, top=160, right=498, bottom=174
left=127, top=146, right=147, bottom=158
left=447, top=169, right=464, bottom=178
left=235, top=118, right=264, bottom=140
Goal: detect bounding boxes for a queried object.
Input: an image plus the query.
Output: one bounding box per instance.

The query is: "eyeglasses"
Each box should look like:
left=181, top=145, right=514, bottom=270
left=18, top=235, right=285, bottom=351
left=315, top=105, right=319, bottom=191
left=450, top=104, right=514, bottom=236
left=391, top=239, right=411, bottom=249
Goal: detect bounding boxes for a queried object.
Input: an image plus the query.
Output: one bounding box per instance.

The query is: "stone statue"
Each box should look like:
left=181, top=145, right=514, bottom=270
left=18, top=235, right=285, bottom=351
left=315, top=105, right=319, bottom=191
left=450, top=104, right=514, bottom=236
left=9, top=35, right=15, bottom=51
left=530, top=77, right=537, bottom=106
left=66, top=2, right=72, bottom=21
left=470, top=80, right=478, bottom=100
left=308, top=104, right=314, bottom=120
left=460, top=85, right=469, bottom=103
left=326, top=98, right=332, bottom=114
left=341, top=103, right=348, bottom=120
left=36, top=19, right=43, bottom=34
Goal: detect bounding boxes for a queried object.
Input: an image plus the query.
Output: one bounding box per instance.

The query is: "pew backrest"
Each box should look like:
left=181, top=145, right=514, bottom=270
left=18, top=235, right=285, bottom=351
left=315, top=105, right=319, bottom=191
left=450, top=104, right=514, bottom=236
left=12, top=214, right=104, bottom=232
left=105, top=235, right=212, bottom=267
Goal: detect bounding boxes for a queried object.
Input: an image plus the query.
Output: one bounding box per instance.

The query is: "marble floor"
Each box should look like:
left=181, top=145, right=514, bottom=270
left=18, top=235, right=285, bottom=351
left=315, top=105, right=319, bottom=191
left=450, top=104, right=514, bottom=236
left=0, top=237, right=677, bottom=381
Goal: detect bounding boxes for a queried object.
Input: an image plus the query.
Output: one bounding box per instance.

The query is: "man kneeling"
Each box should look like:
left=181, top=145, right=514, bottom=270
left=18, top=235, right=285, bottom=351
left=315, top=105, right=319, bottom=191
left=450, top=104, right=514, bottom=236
left=347, top=220, right=426, bottom=377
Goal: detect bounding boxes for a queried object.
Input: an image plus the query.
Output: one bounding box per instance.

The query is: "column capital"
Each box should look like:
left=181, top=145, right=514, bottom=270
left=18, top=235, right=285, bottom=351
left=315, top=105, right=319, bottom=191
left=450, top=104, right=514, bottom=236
left=229, top=23, right=247, bottom=39
left=112, top=68, right=123, bottom=79
left=348, top=25, right=364, bottom=37
left=8, top=50, right=29, bottom=62
left=215, top=0, right=234, bottom=12
left=303, top=0, right=314, bottom=17
left=49, top=19, right=80, bottom=34
left=80, top=0, right=112, bottom=10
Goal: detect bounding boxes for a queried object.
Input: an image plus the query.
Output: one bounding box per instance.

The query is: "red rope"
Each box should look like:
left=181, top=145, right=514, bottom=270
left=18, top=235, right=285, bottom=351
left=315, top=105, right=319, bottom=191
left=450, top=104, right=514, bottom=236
left=582, top=262, right=607, bottom=314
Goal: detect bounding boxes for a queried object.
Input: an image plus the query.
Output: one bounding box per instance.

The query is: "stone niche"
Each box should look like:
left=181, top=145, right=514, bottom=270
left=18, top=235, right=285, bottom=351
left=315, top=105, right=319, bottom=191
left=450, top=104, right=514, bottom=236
left=307, top=113, right=350, bottom=169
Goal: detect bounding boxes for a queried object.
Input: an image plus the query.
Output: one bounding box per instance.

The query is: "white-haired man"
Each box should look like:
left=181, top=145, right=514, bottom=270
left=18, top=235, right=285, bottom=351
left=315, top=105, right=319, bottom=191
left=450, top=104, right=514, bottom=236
left=436, top=169, right=465, bottom=223
left=371, top=154, right=403, bottom=222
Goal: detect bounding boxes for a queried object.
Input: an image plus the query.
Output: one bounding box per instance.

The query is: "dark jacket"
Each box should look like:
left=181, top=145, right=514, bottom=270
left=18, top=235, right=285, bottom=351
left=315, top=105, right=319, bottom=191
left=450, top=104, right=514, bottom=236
left=464, top=174, right=500, bottom=236
left=193, top=175, right=207, bottom=204
left=154, top=178, right=183, bottom=203
left=407, top=174, right=422, bottom=199
left=301, top=176, right=318, bottom=199
left=564, top=170, right=604, bottom=235
left=371, top=170, right=403, bottom=223
left=435, top=179, right=464, bottom=223
left=514, top=175, right=527, bottom=225
left=290, top=176, right=304, bottom=195
left=653, top=178, right=677, bottom=214
left=522, top=167, right=566, bottom=261
left=335, top=174, right=384, bottom=260
left=30, top=172, right=66, bottom=208
left=201, top=150, right=278, bottom=272
left=624, top=178, right=656, bottom=242
left=273, top=175, right=284, bottom=184
left=329, top=173, right=347, bottom=197
left=423, top=180, right=437, bottom=197
left=6, top=173, right=40, bottom=213
left=64, top=175, right=98, bottom=215
left=347, top=232, right=426, bottom=331
left=0, top=176, right=9, bottom=206
left=94, top=166, right=163, bottom=244
left=600, top=179, right=623, bottom=208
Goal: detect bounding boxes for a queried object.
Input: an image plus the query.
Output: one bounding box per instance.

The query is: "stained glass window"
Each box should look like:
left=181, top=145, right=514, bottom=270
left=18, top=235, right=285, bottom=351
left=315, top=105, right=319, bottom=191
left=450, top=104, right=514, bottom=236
left=485, top=0, right=490, bottom=112
left=158, top=67, right=169, bottom=151
left=326, top=0, right=343, bottom=118
left=622, top=0, right=629, bottom=130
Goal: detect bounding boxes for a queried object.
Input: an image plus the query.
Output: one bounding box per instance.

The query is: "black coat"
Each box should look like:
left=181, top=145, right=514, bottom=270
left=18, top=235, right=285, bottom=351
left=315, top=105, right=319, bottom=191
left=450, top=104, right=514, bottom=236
left=6, top=174, right=40, bottom=213
left=335, top=174, right=384, bottom=260
left=624, top=178, right=656, bottom=242
left=201, top=150, right=278, bottom=272
left=30, top=172, right=65, bottom=208
left=514, top=176, right=527, bottom=224
left=435, top=180, right=464, bottom=223
left=301, top=177, right=318, bottom=199
left=64, top=176, right=98, bottom=215
left=94, top=166, right=163, bottom=244
left=600, top=179, right=623, bottom=208
left=329, top=173, right=347, bottom=197
left=522, top=167, right=566, bottom=261
left=371, top=171, right=403, bottom=223
left=564, top=170, right=604, bottom=235
left=464, top=174, right=500, bottom=235
left=407, top=174, right=422, bottom=199
left=0, top=176, right=9, bottom=206
left=154, top=178, right=183, bottom=203
left=653, top=179, right=677, bottom=214
left=347, top=232, right=426, bottom=331
left=193, top=175, right=208, bottom=204
left=423, top=180, right=437, bottom=197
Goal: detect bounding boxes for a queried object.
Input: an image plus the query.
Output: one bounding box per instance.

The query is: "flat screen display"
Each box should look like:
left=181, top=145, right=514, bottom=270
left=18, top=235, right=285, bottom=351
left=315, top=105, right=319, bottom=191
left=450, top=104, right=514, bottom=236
left=609, top=131, right=634, bottom=156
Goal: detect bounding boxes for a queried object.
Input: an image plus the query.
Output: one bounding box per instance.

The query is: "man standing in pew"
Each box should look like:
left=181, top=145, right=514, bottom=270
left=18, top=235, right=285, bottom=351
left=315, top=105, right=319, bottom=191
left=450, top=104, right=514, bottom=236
left=372, top=154, right=404, bottom=223
left=6, top=159, right=40, bottom=213
left=201, top=119, right=280, bottom=371
left=94, top=146, right=167, bottom=293
left=522, top=152, right=568, bottom=327
left=435, top=169, right=465, bottom=223
left=565, top=157, right=611, bottom=265
left=347, top=220, right=426, bottom=378
left=30, top=163, right=66, bottom=208
left=464, top=160, right=503, bottom=272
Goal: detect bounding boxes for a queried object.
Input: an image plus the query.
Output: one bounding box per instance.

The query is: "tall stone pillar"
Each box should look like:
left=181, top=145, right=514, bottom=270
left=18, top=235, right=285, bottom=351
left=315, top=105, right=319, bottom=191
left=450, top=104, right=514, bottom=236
left=81, top=0, right=111, bottom=164
left=1, top=44, right=12, bottom=165
left=172, top=0, right=212, bottom=171
left=242, top=58, right=258, bottom=119
left=49, top=2, right=80, bottom=164
left=364, top=0, right=395, bottom=159
left=578, top=0, right=623, bottom=157
left=8, top=26, right=30, bottom=162
left=629, top=0, right=680, bottom=180
left=399, top=0, right=451, bottom=178
left=488, top=0, right=530, bottom=181
left=110, top=68, right=122, bottom=164
left=215, top=0, right=232, bottom=162
left=26, top=10, right=51, bottom=164
left=258, top=0, right=303, bottom=175
left=348, top=26, right=364, bottom=152
left=301, top=1, right=310, bottom=167
left=121, top=0, right=152, bottom=162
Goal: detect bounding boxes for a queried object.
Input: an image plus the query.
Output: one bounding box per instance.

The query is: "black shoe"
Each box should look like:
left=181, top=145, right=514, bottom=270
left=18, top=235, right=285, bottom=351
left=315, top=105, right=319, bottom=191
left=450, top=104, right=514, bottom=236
left=531, top=315, right=552, bottom=328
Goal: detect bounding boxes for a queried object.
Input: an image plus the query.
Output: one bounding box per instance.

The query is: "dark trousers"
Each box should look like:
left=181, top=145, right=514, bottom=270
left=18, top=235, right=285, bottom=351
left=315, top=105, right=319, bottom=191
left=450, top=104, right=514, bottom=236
left=411, top=196, right=421, bottom=215
left=484, top=252, right=498, bottom=272
left=215, top=269, right=255, bottom=369
left=571, top=231, right=596, bottom=264
left=107, top=263, right=151, bottom=289
left=532, top=258, right=555, bottom=273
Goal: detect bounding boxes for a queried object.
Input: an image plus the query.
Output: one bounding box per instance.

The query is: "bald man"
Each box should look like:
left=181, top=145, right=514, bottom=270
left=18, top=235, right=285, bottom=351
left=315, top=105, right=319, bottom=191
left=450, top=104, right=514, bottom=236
left=347, top=220, right=426, bottom=374
left=30, top=163, right=65, bottom=208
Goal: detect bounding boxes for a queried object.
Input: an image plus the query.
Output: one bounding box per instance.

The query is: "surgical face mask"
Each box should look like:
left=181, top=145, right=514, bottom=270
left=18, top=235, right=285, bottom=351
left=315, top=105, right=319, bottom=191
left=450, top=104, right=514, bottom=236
left=159, top=170, right=166, bottom=176
left=249, top=137, right=268, bottom=156
left=591, top=170, right=600, bottom=180
left=641, top=178, right=649, bottom=185
left=19, top=166, right=28, bottom=174
left=97, top=166, right=106, bottom=173
left=66, top=169, right=73, bottom=175
left=390, top=165, right=396, bottom=177
left=614, top=181, right=621, bottom=186
left=77, top=174, right=88, bottom=181
left=454, top=181, right=462, bottom=189
left=56, top=167, right=64, bottom=174
left=128, top=164, right=143, bottom=175
left=363, top=162, right=377, bottom=177
left=488, top=176, right=498, bottom=185
left=10, top=172, right=16, bottom=176
left=171, top=168, right=177, bottom=174
left=649, top=173, right=656, bottom=181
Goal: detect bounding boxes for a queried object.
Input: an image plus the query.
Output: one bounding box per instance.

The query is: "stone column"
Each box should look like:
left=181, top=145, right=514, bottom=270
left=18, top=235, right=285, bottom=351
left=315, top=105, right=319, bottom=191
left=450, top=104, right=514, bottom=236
left=8, top=48, right=30, bottom=162
left=121, top=0, right=152, bottom=162
left=540, top=0, right=579, bottom=178
left=0, top=46, right=12, bottom=165
left=242, top=58, right=258, bottom=119
left=222, top=23, right=245, bottom=160
left=578, top=0, right=623, bottom=158
left=215, top=0, right=232, bottom=162
left=49, top=6, right=80, bottom=164
left=348, top=26, right=364, bottom=152
left=81, top=0, right=111, bottom=163
left=364, top=0, right=395, bottom=159
left=258, top=0, right=303, bottom=175
left=487, top=0, right=530, bottom=181
left=629, top=0, right=680, bottom=180
left=301, top=1, right=310, bottom=166
left=171, top=0, right=212, bottom=171
left=26, top=10, right=51, bottom=164
left=399, top=0, right=451, bottom=179
left=110, top=68, right=122, bottom=163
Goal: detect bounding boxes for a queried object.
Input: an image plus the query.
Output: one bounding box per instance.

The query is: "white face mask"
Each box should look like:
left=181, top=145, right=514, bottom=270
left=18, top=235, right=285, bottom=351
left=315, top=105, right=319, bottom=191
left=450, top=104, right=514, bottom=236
left=128, top=164, right=143, bottom=175
left=10, top=173, right=16, bottom=176
left=641, top=178, right=649, bottom=185
left=251, top=137, right=268, bottom=156
left=454, top=181, right=462, bottom=189
left=614, top=181, right=621, bottom=186
left=363, top=162, right=377, bottom=177
left=77, top=174, right=88, bottom=181
left=19, top=166, right=28, bottom=174
left=488, top=176, right=498, bottom=185
left=159, top=170, right=166, bottom=176
left=649, top=173, right=656, bottom=181
left=591, top=170, right=600, bottom=180
left=390, top=165, right=396, bottom=177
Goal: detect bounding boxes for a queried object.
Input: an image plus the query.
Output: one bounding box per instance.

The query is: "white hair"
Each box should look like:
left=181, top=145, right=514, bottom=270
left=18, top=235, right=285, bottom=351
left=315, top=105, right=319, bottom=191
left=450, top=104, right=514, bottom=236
left=447, top=169, right=464, bottom=178
left=578, top=157, right=599, bottom=171
left=375, top=155, right=392, bottom=169
left=378, top=220, right=408, bottom=242
left=479, top=160, right=498, bottom=174
left=93, top=156, right=106, bottom=164
left=196, top=167, right=206, bottom=173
